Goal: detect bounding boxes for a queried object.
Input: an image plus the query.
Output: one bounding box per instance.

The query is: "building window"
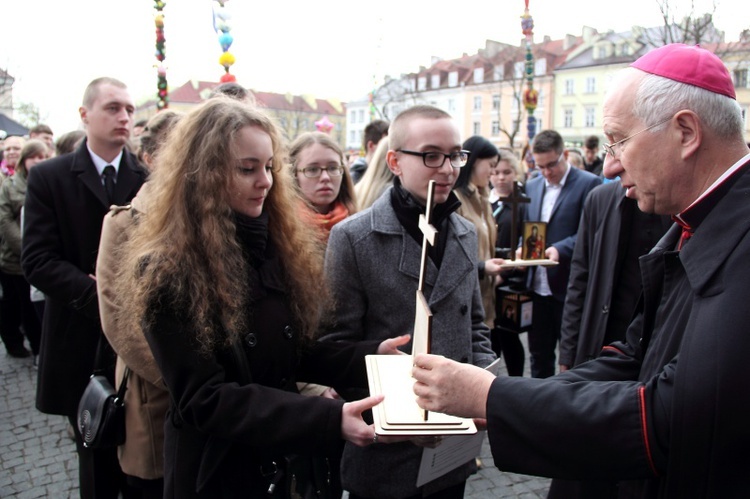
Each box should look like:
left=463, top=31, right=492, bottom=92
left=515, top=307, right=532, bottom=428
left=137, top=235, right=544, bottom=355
left=564, top=109, right=574, bottom=128
left=349, top=131, right=356, bottom=143
left=734, top=69, right=748, bottom=88
left=431, top=74, right=440, bottom=89
left=492, top=94, right=500, bottom=110
left=535, top=58, right=547, bottom=76
left=350, top=110, right=356, bottom=123
left=418, top=77, right=427, bottom=91
left=473, top=122, right=481, bottom=135
left=473, top=96, right=482, bottom=111
left=564, top=79, right=575, bottom=95
left=448, top=71, right=459, bottom=87
left=621, top=44, right=631, bottom=56
left=491, top=121, right=500, bottom=136
left=585, top=77, right=596, bottom=94
left=493, top=65, right=504, bottom=81
left=448, top=99, right=456, bottom=112
left=358, top=110, right=364, bottom=123
left=474, top=67, right=484, bottom=84
left=597, top=46, right=608, bottom=59
left=514, top=61, right=524, bottom=79
left=585, top=106, right=596, bottom=128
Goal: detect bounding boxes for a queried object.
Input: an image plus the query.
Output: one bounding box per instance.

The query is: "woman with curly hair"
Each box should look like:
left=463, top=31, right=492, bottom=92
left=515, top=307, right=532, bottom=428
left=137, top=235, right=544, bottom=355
left=115, top=97, right=406, bottom=498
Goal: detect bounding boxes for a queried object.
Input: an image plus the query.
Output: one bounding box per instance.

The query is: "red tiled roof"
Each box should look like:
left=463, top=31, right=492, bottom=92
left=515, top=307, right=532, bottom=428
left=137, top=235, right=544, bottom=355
left=168, top=80, right=218, bottom=103
left=140, top=81, right=345, bottom=115
left=252, top=91, right=344, bottom=115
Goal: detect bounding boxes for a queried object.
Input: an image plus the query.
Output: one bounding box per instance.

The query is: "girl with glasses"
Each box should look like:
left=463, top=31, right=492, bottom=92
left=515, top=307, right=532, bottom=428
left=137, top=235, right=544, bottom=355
left=289, top=132, right=358, bottom=241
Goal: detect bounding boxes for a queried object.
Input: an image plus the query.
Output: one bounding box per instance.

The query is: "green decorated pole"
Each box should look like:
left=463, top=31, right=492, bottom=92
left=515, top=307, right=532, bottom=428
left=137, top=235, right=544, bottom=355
left=213, top=0, right=237, bottom=83
left=154, top=0, right=168, bottom=109
left=521, top=0, right=537, bottom=141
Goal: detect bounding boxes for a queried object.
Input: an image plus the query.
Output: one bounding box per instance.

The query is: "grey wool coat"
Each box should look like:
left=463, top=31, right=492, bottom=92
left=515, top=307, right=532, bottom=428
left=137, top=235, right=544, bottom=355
left=322, top=188, right=495, bottom=498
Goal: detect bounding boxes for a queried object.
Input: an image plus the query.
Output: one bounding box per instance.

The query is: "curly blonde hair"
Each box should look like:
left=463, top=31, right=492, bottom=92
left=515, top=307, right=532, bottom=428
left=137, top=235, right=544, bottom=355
left=116, top=97, right=328, bottom=353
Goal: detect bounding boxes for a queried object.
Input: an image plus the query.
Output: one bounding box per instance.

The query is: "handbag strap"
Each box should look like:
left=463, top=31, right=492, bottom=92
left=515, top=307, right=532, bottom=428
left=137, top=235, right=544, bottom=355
left=116, top=367, right=131, bottom=401
left=93, top=333, right=132, bottom=396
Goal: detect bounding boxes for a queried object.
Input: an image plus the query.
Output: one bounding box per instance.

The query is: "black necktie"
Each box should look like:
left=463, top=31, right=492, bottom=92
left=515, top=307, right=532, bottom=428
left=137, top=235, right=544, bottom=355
left=102, top=165, right=116, bottom=204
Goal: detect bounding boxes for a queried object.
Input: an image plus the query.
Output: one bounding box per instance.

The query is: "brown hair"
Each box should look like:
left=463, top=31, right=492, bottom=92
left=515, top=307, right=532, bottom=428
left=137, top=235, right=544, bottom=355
left=17, top=139, right=49, bottom=176
left=288, top=132, right=357, bottom=215
left=55, top=130, right=85, bottom=156
left=137, top=110, right=182, bottom=164
left=116, top=97, right=329, bottom=354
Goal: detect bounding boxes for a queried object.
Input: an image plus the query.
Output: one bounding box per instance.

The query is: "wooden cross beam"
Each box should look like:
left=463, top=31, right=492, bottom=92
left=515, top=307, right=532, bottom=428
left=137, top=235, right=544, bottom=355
left=414, top=180, right=437, bottom=421
left=498, top=181, right=531, bottom=261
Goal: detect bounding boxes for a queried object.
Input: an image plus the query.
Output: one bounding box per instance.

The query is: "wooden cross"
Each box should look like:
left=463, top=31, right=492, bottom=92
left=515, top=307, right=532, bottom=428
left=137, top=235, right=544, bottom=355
left=498, top=181, right=531, bottom=261
left=413, top=180, right=437, bottom=420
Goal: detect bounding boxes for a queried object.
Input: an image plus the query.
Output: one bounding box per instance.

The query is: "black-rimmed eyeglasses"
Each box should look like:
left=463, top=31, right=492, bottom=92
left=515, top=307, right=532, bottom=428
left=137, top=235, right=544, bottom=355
left=397, top=149, right=470, bottom=168
left=298, top=165, right=345, bottom=178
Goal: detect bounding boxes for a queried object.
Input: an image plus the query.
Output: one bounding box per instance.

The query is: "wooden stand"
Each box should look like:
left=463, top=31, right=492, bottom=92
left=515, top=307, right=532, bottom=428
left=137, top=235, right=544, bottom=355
left=366, top=180, right=477, bottom=436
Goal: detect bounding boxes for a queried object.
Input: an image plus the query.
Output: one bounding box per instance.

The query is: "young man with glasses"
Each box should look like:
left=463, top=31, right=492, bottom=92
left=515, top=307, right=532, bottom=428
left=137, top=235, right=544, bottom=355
left=322, top=105, right=495, bottom=499
left=520, top=130, right=601, bottom=378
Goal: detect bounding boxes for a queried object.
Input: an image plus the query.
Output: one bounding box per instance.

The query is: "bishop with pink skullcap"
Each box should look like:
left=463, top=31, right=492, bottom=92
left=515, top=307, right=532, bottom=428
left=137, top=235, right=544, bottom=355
left=630, top=43, right=736, bottom=99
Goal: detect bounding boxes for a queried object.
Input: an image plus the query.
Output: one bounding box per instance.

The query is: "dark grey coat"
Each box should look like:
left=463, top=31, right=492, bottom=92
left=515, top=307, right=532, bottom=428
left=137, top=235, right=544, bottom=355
left=323, top=188, right=495, bottom=498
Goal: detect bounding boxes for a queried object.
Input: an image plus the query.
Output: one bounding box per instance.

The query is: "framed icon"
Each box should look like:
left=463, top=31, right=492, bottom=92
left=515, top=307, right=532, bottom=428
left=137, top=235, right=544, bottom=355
left=522, top=222, right=547, bottom=260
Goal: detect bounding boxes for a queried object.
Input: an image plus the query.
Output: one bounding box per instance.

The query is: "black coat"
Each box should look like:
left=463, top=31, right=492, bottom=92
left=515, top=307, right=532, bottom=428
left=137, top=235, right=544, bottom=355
left=491, top=196, right=527, bottom=255
left=145, top=255, right=378, bottom=498
left=559, top=182, right=671, bottom=367
left=21, top=140, right=146, bottom=415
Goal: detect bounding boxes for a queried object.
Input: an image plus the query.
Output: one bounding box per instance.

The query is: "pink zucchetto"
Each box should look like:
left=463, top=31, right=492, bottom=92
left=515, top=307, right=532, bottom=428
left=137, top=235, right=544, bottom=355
left=631, top=43, right=736, bottom=100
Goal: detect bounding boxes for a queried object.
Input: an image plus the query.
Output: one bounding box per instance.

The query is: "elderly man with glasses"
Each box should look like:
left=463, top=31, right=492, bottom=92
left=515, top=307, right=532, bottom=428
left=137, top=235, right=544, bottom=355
left=411, top=44, right=750, bottom=498
left=518, top=129, right=601, bottom=378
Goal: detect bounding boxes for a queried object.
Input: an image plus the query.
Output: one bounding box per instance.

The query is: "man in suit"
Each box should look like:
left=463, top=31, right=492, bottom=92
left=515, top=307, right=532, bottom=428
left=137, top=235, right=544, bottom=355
left=521, top=130, right=601, bottom=378
left=323, top=105, right=495, bottom=498
left=22, top=77, right=147, bottom=499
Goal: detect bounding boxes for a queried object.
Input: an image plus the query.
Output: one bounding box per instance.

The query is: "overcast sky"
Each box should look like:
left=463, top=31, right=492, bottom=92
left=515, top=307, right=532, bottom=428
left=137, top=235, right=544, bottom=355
left=1, top=0, right=746, bottom=135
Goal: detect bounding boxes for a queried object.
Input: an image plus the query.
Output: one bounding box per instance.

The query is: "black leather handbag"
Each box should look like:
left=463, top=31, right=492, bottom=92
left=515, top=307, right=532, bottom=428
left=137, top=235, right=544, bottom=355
left=77, top=335, right=130, bottom=449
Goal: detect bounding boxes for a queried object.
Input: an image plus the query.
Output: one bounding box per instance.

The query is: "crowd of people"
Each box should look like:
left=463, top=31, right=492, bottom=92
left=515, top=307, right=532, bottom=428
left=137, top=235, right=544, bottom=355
left=1, top=42, right=749, bottom=499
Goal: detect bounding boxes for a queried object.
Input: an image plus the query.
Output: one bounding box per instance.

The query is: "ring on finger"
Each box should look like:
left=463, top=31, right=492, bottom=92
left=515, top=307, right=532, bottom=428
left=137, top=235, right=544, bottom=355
left=373, top=433, right=379, bottom=444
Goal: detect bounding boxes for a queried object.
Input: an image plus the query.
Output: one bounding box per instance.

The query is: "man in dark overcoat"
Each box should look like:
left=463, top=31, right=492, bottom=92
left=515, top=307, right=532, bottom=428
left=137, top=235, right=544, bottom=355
left=22, top=77, right=147, bottom=498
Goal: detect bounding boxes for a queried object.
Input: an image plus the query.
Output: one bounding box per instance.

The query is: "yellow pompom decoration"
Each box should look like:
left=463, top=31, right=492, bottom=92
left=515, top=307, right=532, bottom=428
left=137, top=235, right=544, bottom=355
left=155, top=14, right=164, bottom=28
left=219, top=51, right=236, bottom=68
